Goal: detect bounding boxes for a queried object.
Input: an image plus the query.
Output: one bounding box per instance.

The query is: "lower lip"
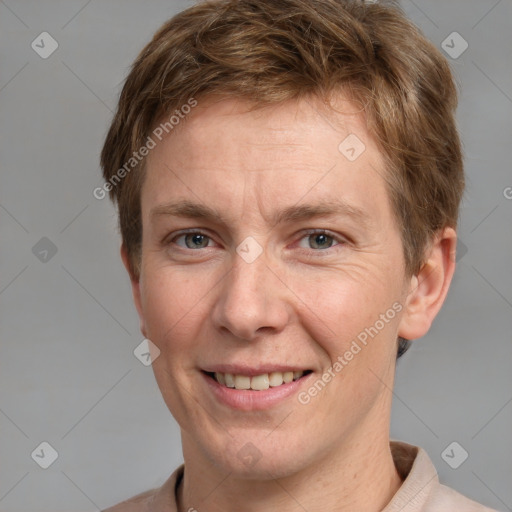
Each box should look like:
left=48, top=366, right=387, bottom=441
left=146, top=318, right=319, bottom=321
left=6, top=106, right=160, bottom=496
left=202, top=372, right=312, bottom=411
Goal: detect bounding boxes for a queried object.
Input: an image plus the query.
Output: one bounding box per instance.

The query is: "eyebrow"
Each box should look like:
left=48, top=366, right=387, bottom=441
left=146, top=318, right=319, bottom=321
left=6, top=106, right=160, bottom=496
left=149, top=199, right=372, bottom=229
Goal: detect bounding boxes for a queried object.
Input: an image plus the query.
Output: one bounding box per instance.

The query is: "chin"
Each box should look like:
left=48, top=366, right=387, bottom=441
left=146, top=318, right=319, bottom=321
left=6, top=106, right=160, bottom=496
left=200, top=434, right=313, bottom=481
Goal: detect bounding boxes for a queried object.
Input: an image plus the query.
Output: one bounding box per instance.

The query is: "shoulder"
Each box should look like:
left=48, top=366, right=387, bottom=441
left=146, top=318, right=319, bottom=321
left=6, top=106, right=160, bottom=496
left=425, top=483, right=499, bottom=512
left=388, top=441, right=498, bottom=512
left=101, top=488, right=157, bottom=512
left=101, top=465, right=183, bottom=512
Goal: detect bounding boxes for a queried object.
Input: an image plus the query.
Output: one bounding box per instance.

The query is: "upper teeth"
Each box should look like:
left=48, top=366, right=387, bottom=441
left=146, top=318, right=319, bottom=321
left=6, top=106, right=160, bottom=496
left=214, top=371, right=305, bottom=390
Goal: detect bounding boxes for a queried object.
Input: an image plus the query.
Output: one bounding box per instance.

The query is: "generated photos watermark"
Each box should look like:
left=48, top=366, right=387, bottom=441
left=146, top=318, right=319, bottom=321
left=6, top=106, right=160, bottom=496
left=93, top=98, right=198, bottom=200
left=298, top=301, right=403, bottom=405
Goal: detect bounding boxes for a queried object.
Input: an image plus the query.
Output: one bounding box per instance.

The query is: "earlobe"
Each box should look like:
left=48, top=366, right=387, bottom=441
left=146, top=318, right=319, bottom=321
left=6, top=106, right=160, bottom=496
left=397, top=227, right=457, bottom=342
left=120, top=243, right=147, bottom=338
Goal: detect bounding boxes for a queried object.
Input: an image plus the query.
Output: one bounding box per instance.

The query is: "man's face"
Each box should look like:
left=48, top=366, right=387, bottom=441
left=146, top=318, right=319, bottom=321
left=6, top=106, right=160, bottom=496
left=131, top=95, right=413, bottom=477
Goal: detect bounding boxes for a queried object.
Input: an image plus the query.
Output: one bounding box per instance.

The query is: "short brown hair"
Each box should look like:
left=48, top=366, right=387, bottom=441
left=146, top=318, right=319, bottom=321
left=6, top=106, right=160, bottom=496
left=100, top=0, right=464, bottom=355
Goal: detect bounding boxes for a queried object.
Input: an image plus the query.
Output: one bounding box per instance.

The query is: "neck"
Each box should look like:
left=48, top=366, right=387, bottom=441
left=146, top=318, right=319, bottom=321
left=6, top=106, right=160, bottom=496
left=177, top=424, right=402, bottom=512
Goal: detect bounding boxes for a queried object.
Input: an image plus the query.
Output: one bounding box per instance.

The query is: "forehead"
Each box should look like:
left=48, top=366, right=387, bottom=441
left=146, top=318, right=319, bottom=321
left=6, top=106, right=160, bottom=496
left=142, top=95, right=392, bottom=228
left=156, top=95, right=371, bottom=164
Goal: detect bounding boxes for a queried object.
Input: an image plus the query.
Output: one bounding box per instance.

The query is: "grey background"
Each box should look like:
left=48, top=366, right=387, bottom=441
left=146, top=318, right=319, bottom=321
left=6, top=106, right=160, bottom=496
left=0, top=0, right=511, bottom=510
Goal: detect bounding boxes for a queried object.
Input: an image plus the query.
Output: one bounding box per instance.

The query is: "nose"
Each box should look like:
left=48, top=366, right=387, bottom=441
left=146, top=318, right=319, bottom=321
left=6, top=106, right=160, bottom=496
left=211, top=246, right=291, bottom=341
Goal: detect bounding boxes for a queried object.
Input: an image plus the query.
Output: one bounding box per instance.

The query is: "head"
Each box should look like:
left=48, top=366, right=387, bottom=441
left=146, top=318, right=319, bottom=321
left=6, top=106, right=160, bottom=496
left=100, top=0, right=463, bottom=479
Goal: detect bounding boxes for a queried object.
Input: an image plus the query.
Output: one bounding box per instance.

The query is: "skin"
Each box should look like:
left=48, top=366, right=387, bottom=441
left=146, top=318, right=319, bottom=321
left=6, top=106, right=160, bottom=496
left=121, top=94, right=457, bottom=512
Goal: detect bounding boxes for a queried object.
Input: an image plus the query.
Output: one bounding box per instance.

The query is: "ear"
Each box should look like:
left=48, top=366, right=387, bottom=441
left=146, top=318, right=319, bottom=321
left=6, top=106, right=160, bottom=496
left=120, top=243, right=147, bottom=338
left=398, top=227, right=457, bottom=341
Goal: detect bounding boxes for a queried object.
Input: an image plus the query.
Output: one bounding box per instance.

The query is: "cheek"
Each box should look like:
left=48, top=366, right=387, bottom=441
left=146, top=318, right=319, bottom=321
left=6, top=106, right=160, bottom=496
left=290, top=267, right=402, bottom=372
left=139, top=267, right=210, bottom=422
left=292, top=274, right=400, bottom=431
left=140, top=267, right=206, bottom=355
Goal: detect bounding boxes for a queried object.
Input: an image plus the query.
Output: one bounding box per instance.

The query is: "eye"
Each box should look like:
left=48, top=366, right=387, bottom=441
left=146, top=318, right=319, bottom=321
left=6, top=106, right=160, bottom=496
left=171, top=231, right=214, bottom=249
left=296, top=230, right=345, bottom=251
left=164, top=229, right=346, bottom=254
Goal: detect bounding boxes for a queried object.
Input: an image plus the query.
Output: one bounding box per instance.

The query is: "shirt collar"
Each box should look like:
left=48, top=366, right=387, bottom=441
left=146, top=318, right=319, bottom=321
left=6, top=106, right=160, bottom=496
left=383, top=441, right=439, bottom=511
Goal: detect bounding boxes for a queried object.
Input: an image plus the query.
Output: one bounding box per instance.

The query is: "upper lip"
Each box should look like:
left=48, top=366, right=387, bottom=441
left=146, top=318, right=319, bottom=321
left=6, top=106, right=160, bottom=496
left=201, top=364, right=311, bottom=376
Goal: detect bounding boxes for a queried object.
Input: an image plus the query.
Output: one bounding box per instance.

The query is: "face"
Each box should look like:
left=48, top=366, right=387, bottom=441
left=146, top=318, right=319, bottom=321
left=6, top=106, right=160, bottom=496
left=129, top=95, right=415, bottom=478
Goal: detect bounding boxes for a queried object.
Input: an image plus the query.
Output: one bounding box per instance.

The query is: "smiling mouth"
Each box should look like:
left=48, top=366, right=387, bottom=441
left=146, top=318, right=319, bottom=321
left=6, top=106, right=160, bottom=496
left=204, top=370, right=313, bottom=391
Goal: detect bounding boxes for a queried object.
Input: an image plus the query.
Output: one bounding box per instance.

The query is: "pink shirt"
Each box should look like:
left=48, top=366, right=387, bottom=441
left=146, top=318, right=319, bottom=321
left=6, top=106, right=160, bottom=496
left=103, top=441, right=497, bottom=511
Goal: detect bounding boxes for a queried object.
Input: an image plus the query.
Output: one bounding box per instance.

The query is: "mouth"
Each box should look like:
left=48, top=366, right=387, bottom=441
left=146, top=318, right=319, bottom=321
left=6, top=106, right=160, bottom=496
left=203, top=370, right=313, bottom=391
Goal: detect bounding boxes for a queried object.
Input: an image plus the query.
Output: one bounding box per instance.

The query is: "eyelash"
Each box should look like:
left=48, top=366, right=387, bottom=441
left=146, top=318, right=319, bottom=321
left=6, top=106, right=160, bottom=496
left=165, top=229, right=346, bottom=255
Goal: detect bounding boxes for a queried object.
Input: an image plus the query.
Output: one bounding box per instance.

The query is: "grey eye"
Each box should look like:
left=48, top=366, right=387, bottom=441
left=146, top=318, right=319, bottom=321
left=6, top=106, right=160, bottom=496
left=180, top=233, right=211, bottom=249
left=307, top=233, right=334, bottom=250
